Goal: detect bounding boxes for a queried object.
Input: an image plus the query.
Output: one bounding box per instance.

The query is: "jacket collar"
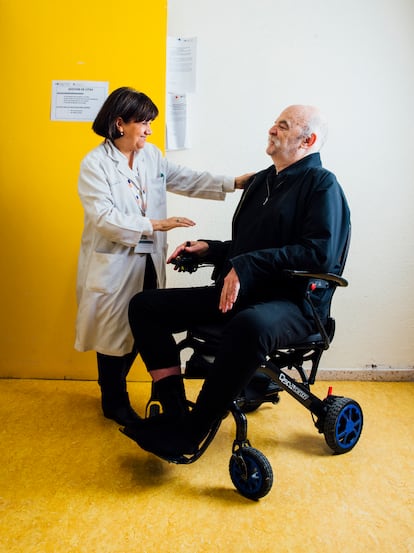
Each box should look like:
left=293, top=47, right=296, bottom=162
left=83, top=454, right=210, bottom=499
left=277, top=152, right=322, bottom=176
left=272, top=152, right=322, bottom=178
left=103, top=139, right=124, bottom=163
left=248, top=153, right=322, bottom=193
left=103, top=139, right=142, bottom=183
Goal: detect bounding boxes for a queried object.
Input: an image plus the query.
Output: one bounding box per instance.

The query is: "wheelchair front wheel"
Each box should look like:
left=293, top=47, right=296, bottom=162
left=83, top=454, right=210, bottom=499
left=323, top=397, right=363, bottom=454
left=229, top=447, right=273, bottom=500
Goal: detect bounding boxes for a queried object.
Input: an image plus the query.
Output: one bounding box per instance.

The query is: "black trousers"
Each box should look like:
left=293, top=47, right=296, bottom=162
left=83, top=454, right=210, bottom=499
left=129, top=285, right=314, bottom=401
left=97, top=255, right=157, bottom=375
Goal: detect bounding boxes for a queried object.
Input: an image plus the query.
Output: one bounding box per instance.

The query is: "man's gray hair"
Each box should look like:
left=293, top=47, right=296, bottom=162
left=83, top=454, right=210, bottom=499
left=302, top=109, right=329, bottom=151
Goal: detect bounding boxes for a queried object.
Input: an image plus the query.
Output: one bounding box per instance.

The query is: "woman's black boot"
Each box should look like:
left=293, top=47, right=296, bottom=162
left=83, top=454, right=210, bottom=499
left=97, top=353, right=141, bottom=425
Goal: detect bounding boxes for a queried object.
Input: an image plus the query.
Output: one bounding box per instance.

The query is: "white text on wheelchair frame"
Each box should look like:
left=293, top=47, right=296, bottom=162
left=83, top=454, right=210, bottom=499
left=278, top=373, right=310, bottom=401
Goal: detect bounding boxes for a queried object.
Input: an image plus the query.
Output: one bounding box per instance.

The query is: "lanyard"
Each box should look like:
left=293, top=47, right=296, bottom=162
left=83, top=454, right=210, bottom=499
left=128, top=175, right=154, bottom=253
left=128, top=178, right=147, bottom=216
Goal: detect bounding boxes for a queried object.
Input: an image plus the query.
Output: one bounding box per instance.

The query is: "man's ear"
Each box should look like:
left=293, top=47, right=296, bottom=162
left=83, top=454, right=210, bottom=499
left=303, top=133, right=317, bottom=149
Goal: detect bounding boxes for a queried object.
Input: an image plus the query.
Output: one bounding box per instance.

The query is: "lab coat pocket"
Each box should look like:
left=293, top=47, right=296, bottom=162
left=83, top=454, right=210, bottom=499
left=85, top=251, right=126, bottom=294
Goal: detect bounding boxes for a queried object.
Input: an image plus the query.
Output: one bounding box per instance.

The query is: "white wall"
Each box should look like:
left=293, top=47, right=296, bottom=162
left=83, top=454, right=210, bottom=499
left=165, top=0, right=414, bottom=369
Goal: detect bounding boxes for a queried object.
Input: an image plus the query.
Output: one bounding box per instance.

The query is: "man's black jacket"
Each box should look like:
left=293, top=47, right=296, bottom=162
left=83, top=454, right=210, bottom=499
left=203, top=153, right=350, bottom=323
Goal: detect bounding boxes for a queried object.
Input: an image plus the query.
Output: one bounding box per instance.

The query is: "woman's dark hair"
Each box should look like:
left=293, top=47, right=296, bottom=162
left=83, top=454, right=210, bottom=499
left=92, top=87, right=159, bottom=140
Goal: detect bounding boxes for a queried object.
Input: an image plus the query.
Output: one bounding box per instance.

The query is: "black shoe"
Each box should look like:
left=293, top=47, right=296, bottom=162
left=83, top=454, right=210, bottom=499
left=103, top=404, right=141, bottom=426
left=152, top=375, right=190, bottom=418
left=120, top=413, right=211, bottom=459
left=101, top=390, right=141, bottom=425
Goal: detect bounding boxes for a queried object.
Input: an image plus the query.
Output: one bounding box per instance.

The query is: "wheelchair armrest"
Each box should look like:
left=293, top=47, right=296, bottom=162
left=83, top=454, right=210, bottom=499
left=283, top=270, right=348, bottom=288
left=283, top=269, right=348, bottom=350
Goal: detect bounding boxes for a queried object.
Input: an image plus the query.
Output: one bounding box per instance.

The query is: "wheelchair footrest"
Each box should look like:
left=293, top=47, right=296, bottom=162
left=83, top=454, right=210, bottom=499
left=238, top=371, right=282, bottom=412
left=156, top=418, right=222, bottom=465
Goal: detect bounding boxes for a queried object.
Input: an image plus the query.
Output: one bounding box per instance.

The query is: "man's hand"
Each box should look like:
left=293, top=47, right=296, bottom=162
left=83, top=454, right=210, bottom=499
left=167, top=240, right=209, bottom=264
left=219, top=268, right=240, bottom=313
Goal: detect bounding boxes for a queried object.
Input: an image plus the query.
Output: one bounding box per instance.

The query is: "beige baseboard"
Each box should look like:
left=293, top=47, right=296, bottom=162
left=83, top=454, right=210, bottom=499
left=0, top=368, right=413, bottom=383
left=314, top=368, right=414, bottom=381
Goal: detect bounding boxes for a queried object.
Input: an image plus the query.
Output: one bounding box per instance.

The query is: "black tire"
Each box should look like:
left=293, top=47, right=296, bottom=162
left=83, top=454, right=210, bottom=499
left=323, top=397, right=363, bottom=454
left=229, top=447, right=273, bottom=500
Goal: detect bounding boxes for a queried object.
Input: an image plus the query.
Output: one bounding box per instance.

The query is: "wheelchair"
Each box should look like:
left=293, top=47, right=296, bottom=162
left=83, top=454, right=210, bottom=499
left=144, top=248, right=363, bottom=501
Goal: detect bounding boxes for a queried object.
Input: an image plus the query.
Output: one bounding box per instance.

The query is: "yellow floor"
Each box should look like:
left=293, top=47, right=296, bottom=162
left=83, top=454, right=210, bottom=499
left=0, top=378, right=413, bottom=553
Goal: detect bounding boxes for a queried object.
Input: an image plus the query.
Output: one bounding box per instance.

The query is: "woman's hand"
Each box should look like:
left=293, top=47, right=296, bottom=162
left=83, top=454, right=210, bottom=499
left=234, top=172, right=255, bottom=189
left=167, top=240, right=209, bottom=264
left=150, top=217, right=195, bottom=232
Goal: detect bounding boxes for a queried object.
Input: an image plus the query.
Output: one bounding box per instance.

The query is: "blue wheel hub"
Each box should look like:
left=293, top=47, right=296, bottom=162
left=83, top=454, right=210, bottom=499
left=335, top=403, right=363, bottom=449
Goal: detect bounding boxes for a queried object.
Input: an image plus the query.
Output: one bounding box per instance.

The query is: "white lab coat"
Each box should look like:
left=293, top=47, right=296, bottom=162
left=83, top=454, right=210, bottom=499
left=75, top=140, right=234, bottom=356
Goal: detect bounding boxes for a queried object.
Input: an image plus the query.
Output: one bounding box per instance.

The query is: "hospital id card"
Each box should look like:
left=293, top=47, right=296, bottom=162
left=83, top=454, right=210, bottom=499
left=134, top=236, right=154, bottom=254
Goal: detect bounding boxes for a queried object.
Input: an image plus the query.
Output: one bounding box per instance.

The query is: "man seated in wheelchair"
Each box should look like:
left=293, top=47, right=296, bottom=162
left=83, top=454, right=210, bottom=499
left=122, top=104, right=351, bottom=459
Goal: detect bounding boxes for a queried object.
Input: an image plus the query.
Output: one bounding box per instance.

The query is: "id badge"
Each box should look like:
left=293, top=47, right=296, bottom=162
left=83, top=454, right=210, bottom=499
left=134, top=235, right=154, bottom=254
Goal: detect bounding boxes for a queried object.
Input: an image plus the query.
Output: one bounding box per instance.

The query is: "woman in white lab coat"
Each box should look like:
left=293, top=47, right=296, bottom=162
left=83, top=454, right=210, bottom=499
left=75, top=87, right=247, bottom=425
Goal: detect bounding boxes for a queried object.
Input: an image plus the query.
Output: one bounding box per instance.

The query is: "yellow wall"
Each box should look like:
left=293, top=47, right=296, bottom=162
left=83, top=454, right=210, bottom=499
left=0, top=0, right=167, bottom=380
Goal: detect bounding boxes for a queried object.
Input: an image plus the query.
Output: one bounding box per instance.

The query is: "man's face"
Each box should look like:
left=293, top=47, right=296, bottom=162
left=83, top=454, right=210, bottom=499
left=266, top=107, right=305, bottom=160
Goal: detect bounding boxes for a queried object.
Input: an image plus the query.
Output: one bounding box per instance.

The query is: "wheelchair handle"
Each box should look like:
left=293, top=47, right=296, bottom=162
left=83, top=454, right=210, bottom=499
left=170, top=252, right=214, bottom=273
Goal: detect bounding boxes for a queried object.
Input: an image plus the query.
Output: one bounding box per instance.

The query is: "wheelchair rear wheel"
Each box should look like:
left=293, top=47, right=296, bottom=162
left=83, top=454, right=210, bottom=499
left=323, top=397, right=363, bottom=454
left=229, top=447, right=273, bottom=500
